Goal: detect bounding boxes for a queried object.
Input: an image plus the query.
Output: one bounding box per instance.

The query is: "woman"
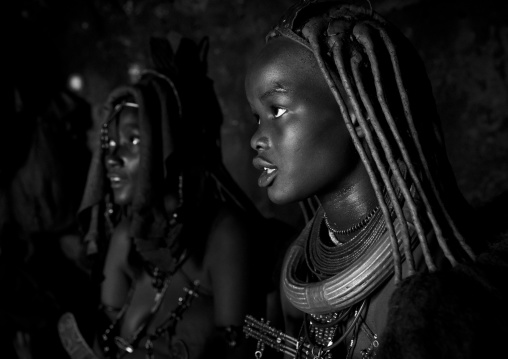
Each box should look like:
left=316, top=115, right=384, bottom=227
left=244, top=1, right=508, bottom=358
left=63, top=35, right=271, bottom=359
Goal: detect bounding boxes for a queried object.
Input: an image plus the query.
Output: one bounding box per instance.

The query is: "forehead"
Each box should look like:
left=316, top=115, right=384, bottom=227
left=117, top=106, right=139, bottom=125
left=107, top=106, right=139, bottom=136
left=245, top=37, right=320, bottom=96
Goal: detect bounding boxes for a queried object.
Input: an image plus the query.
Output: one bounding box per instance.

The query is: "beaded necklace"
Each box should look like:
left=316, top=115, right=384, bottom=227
left=282, top=206, right=416, bottom=315
left=144, top=280, right=200, bottom=359
left=323, top=206, right=380, bottom=237
left=305, top=299, right=375, bottom=359
left=306, top=208, right=385, bottom=278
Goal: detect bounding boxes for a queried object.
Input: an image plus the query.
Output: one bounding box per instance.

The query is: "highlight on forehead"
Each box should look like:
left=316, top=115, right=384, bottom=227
left=260, top=82, right=289, bottom=100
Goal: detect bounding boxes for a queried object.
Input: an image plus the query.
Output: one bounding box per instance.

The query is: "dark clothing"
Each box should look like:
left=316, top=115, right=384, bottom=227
left=379, top=234, right=508, bottom=359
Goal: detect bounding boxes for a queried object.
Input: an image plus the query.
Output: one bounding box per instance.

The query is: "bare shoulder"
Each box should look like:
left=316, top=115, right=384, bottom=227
left=105, top=219, right=133, bottom=275
left=201, top=204, right=257, bottom=276
left=207, top=205, right=254, bottom=250
left=110, top=219, right=131, bottom=245
left=109, top=220, right=133, bottom=258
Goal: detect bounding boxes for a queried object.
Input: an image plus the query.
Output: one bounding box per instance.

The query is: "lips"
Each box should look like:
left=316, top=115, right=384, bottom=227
left=252, top=156, right=278, bottom=188
left=107, top=173, right=128, bottom=188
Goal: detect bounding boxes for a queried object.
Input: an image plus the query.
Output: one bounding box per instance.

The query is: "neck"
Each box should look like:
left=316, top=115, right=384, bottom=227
left=120, top=204, right=133, bottom=219
left=317, top=161, right=378, bottom=234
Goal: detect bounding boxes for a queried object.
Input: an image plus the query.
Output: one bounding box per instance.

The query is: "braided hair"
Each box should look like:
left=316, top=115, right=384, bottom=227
left=268, top=0, right=477, bottom=283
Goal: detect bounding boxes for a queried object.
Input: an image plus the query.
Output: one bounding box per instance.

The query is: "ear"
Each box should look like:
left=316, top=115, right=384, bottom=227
left=350, top=112, right=365, bottom=138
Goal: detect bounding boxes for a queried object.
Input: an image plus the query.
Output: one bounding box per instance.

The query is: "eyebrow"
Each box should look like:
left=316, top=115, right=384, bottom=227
left=260, top=83, right=288, bottom=100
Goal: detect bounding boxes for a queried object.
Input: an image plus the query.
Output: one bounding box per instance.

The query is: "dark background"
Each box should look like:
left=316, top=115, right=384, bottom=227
left=12, top=0, right=508, bottom=230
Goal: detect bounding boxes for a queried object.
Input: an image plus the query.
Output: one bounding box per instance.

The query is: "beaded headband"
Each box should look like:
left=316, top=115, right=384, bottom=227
left=100, top=101, right=139, bottom=150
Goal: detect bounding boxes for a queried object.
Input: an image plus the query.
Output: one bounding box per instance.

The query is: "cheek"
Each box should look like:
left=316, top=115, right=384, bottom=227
left=282, top=119, right=338, bottom=170
left=125, top=155, right=141, bottom=177
left=268, top=140, right=320, bottom=204
left=290, top=127, right=355, bottom=190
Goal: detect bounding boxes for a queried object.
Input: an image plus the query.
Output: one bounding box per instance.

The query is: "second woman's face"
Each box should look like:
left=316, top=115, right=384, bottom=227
left=105, top=106, right=141, bottom=206
left=246, top=37, right=359, bottom=205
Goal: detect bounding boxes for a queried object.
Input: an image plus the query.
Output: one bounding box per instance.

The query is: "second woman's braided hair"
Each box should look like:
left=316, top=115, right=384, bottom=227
left=269, top=0, right=476, bottom=283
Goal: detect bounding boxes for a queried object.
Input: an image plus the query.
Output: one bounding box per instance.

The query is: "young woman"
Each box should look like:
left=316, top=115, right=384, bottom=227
left=62, top=35, right=273, bottom=359
left=244, top=1, right=508, bottom=358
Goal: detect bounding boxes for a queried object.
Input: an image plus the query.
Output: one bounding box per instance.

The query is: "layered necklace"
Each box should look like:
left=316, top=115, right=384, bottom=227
left=244, top=201, right=393, bottom=358
left=308, top=206, right=384, bottom=278
left=300, top=205, right=386, bottom=358
left=278, top=192, right=418, bottom=358
left=283, top=207, right=400, bottom=314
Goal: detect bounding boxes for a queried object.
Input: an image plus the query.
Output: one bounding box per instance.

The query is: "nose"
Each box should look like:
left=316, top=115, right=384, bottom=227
left=250, top=127, right=269, bottom=152
left=105, top=147, right=123, bottom=168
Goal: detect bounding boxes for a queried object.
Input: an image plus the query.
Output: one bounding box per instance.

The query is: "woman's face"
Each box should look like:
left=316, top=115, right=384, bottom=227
left=104, top=106, right=141, bottom=207
left=246, top=37, right=359, bottom=205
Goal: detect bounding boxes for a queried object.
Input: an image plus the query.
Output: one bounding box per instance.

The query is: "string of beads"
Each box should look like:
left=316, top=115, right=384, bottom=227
left=323, top=205, right=380, bottom=236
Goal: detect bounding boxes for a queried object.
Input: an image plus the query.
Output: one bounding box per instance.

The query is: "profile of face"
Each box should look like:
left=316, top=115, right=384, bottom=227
left=247, top=37, right=360, bottom=205
left=104, top=106, right=141, bottom=207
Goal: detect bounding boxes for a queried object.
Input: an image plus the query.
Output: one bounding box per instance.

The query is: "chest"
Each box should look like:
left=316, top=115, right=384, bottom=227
left=114, top=258, right=214, bottom=359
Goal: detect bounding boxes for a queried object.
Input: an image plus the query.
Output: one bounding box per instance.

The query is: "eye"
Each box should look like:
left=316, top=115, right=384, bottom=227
left=131, top=136, right=140, bottom=146
left=274, top=107, right=287, bottom=118
left=108, top=139, right=117, bottom=148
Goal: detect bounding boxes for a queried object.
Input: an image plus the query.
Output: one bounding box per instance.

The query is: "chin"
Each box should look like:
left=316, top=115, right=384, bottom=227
left=267, top=186, right=298, bottom=206
left=112, top=190, right=133, bottom=207
left=268, top=180, right=318, bottom=206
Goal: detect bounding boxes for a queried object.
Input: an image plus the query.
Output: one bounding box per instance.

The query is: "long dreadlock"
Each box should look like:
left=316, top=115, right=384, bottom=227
left=268, top=0, right=476, bottom=283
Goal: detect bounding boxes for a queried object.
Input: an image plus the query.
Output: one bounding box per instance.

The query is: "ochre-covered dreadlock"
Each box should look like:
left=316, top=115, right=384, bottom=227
left=269, top=0, right=476, bottom=283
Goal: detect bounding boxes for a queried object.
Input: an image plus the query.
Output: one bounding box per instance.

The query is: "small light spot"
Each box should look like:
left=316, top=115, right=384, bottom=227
left=128, top=63, right=142, bottom=83
left=68, top=74, right=83, bottom=92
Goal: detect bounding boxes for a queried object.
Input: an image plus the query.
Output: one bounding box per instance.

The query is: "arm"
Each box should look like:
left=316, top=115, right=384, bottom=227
left=100, top=219, right=132, bottom=321
left=91, top=219, right=133, bottom=357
